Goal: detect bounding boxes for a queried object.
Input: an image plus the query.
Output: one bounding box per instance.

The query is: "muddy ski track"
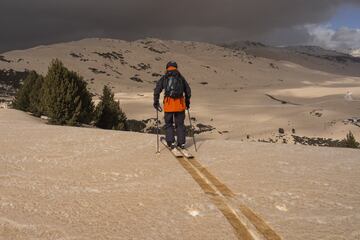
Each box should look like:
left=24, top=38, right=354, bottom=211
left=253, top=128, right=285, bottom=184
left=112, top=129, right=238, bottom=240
left=164, top=148, right=282, bottom=240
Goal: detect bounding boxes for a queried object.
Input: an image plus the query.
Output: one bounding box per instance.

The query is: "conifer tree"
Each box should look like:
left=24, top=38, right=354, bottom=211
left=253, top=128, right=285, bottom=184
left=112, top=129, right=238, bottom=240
left=42, top=59, right=94, bottom=125
left=342, top=131, right=360, bottom=149
left=13, top=71, right=44, bottom=116
left=95, top=85, right=127, bottom=130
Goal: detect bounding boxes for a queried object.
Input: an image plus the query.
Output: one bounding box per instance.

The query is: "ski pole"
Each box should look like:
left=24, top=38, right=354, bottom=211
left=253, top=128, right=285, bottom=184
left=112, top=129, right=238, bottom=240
left=156, top=109, right=160, bottom=153
left=156, top=106, right=162, bottom=154
left=187, top=109, right=198, bottom=152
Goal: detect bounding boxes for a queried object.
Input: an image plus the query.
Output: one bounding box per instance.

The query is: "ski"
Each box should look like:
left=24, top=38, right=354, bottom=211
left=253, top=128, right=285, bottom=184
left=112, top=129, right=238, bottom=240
left=160, top=137, right=183, bottom=158
left=177, top=147, right=194, bottom=159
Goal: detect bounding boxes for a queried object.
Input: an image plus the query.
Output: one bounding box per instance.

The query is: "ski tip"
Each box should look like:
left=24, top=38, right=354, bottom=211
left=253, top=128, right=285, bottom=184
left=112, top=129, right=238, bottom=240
left=177, top=148, right=194, bottom=159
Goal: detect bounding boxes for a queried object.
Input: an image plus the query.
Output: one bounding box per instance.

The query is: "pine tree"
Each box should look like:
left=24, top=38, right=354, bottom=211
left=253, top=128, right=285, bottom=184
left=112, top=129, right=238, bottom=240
left=13, top=71, right=44, bottom=116
left=342, top=131, right=360, bottom=149
left=28, top=74, right=44, bottom=116
left=95, top=85, right=127, bottom=130
left=42, top=59, right=94, bottom=125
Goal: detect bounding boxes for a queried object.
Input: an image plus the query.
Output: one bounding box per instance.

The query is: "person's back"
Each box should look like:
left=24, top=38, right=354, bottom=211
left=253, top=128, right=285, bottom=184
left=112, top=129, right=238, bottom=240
left=153, top=61, right=191, bottom=149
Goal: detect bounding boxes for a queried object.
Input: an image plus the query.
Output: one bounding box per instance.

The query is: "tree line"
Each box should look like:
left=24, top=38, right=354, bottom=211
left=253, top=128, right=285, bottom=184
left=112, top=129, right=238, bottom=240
left=13, top=59, right=127, bottom=130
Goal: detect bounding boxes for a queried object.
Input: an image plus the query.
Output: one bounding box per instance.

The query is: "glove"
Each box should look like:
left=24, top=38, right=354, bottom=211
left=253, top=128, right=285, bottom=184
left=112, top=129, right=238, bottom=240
left=153, top=101, right=160, bottom=109
left=153, top=101, right=162, bottom=112
left=185, top=99, right=190, bottom=109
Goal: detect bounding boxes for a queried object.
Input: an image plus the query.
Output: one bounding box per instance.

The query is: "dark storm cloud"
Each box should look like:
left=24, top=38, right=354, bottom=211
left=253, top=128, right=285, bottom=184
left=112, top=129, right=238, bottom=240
left=0, top=0, right=359, bottom=52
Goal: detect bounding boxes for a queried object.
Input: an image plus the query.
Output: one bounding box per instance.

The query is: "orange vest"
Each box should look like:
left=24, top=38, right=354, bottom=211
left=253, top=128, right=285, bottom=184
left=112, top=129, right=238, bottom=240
left=163, top=96, right=186, bottom=112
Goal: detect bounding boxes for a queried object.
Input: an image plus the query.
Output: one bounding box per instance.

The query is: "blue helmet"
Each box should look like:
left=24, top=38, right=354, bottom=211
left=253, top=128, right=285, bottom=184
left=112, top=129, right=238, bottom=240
left=166, top=61, right=178, bottom=69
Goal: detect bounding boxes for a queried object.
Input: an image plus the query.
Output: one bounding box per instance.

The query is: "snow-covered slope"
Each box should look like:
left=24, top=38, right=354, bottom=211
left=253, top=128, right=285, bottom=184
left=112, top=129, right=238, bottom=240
left=1, top=38, right=359, bottom=142
left=1, top=39, right=360, bottom=239
left=1, top=109, right=359, bottom=240
left=222, top=41, right=360, bottom=77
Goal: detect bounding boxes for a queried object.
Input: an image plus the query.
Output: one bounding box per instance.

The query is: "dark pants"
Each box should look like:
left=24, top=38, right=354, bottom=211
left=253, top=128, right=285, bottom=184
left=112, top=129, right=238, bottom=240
left=164, top=111, right=186, bottom=146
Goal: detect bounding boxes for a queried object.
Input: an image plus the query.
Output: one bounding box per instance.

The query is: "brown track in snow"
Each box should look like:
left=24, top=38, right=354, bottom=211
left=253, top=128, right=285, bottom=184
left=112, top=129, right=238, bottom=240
left=189, top=158, right=281, bottom=240
left=238, top=204, right=281, bottom=240
left=177, top=158, right=254, bottom=240
left=170, top=150, right=282, bottom=240
left=189, top=158, right=236, bottom=198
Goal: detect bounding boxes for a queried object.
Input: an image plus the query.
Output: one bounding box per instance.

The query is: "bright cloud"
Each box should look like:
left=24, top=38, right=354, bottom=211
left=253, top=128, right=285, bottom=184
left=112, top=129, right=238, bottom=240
left=305, top=24, right=360, bottom=52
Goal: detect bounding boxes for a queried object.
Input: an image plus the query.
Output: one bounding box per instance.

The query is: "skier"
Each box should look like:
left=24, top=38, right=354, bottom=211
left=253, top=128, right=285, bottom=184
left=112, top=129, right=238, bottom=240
left=153, top=61, right=191, bottom=149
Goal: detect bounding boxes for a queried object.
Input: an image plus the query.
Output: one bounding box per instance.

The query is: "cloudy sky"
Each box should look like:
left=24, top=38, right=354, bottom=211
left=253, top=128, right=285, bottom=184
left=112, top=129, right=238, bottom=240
left=0, top=0, right=360, bottom=53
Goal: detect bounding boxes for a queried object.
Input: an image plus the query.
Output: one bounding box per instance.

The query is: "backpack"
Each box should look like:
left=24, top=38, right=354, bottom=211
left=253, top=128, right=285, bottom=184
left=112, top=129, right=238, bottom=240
left=164, top=72, right=184, bottom=98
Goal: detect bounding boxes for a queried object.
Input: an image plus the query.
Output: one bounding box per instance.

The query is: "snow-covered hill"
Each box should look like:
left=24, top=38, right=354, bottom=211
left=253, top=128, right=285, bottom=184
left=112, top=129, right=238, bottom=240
left=1, top=109, right=359, bottom=240
left=222, top=41, right=360, bottom=77
left=0, top=38, right=359, bottom=142
left=1, top=39, right=360, bottom=239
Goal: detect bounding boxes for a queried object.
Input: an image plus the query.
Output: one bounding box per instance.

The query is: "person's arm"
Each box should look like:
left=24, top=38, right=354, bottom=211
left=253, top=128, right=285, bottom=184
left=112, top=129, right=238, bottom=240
left=184, top=79, right=191, bottom=100
left=182, top=76, right=191, bottom=109
left=153, top=76, right=164, bottom=109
